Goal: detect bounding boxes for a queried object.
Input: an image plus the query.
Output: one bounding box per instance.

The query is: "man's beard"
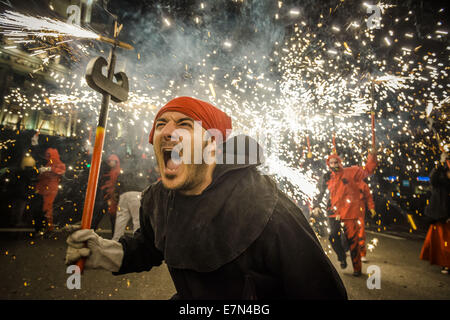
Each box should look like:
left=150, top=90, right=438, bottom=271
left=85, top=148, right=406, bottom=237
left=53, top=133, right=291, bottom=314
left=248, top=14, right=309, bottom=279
left=165, top=162, right=209, bottom=192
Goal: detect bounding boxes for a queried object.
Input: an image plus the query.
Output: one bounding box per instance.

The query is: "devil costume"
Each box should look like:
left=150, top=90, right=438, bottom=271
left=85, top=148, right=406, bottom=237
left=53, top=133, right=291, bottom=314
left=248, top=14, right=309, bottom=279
left=114, top=135, right=347, bottom=300
left=312, top=153, right=377, bottom=273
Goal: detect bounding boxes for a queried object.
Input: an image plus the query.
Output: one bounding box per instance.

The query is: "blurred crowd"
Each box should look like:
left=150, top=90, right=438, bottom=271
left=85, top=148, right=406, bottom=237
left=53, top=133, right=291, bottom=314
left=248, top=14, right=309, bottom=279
left=0, top=126, right=160, bottom=235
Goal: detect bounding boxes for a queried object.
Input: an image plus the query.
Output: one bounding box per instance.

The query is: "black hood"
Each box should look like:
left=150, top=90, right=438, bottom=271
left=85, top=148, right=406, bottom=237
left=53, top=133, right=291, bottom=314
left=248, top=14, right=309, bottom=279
left=205, top=134, right=265, bottom=191
left=144, top=134, right=277, bottom=272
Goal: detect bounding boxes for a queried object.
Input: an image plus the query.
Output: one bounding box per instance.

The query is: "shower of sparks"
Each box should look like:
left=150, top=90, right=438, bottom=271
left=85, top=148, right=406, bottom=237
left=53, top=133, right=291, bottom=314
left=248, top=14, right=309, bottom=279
left=0, top=10, right=99, bottom=39
left=1, top=2, right=448, bottom=244
left=367, top=238, right=379, bottom=252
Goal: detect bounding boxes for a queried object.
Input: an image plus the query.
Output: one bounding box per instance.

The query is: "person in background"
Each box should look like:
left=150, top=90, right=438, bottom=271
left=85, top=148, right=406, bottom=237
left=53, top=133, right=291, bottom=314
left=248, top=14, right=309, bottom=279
left=112, top=166, right=150, bottom=241
left=420, top=151, right=450, bottom=274
left=35, top=147, right=66, bottom=232
left=11, top=153, right=38, bottom=227
left=311, top=152, right=377, bottom=276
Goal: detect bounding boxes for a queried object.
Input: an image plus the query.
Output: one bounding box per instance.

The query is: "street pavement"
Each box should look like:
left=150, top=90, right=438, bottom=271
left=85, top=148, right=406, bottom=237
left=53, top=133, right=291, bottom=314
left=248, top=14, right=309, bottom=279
left=325, top=230, right=450, bottom=299
left=0, top=224, right=449, bottom=300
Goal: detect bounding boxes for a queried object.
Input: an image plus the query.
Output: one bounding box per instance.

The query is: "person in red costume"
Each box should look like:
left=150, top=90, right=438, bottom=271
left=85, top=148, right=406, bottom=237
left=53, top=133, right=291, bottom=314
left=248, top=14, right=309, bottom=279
left=358, top=181, right=377, bottom=263
left=312, top=151, right=377, bottom=276
left=102, top=154, right=121, bottom=216
left=420, top=151, right=450, bottom=274
left=35, top=148, right=66, bottom=231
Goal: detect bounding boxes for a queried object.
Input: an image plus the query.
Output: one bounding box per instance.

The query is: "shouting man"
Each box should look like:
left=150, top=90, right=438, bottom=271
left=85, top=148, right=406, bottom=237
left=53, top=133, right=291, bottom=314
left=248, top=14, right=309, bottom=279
left=66, top=96, right=347, bottom=299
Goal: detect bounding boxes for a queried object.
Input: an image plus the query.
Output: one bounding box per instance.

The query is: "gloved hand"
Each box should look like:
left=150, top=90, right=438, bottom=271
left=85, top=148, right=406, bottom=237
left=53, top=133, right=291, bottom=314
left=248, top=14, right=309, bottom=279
left=370, top=209, right=377, bottom=218
left=39, top=166, right=51, bottom=173
left=65, top=227, right=124, bottom=272
left=311, top=207, right=322, bottom=217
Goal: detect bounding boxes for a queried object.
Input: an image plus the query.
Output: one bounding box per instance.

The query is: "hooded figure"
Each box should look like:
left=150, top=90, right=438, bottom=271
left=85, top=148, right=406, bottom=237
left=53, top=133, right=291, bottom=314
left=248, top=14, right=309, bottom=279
left=35, top=147, right=66, bottom=229
left=312, top=152, right=377, bottom=276
left=420, top=161, right=450, bottom=273
left=423, top=163, right=450, bottom=223
left=326, top=154, right=343, bottom=170
left=101, top=154, right=121, bottom=215
left=325, top=153, right=377, bottom=220
left=66, top=96, right=347, bottom=300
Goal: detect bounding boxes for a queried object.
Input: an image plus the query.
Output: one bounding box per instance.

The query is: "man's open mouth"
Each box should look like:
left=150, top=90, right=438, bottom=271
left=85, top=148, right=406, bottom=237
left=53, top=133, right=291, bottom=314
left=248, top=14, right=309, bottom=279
left=163, top=148, right=182, bottom=173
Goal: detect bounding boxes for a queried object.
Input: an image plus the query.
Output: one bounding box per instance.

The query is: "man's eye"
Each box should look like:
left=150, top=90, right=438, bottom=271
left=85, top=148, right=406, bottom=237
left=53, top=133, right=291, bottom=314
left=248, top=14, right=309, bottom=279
left=179, top=122, right=193, bottom=128
left=155, top=122, right=165, bottom=128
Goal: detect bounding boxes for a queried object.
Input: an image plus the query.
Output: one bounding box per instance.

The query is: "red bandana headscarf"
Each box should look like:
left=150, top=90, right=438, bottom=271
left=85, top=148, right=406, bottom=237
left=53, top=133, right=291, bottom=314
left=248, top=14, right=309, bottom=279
left=148, top=96, right=232, bottom=145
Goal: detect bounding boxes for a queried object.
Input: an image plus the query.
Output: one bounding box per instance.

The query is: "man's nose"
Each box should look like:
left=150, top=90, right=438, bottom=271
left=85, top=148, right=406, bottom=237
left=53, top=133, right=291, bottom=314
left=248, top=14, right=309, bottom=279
left=160, top=121, right=178, bottom=141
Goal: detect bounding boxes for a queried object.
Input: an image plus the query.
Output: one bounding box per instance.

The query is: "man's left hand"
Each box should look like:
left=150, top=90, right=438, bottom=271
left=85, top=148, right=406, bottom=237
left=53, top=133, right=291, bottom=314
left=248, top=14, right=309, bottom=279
left=65, top=226, right=124, bottom=272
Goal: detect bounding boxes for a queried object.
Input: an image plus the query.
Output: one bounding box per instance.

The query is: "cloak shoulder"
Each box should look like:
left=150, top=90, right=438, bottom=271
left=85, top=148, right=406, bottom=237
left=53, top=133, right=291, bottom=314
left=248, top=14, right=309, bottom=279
left=141, top=167, right=278, bottom=272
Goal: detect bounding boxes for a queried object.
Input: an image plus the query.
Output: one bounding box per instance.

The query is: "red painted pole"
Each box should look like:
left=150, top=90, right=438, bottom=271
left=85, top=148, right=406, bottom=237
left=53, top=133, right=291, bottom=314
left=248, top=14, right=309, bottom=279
left=76, top=46, right=116, bottom=273
left=76, top=127, right=106, bottom=272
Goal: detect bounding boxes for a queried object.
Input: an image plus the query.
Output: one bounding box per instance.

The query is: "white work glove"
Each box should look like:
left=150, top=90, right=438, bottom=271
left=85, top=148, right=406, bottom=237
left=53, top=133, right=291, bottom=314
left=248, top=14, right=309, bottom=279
left=65, top=228, right=124, bottom=272
left=311, top=207, right=322, bottom=217
left=39, top=166, right=51, bottom=173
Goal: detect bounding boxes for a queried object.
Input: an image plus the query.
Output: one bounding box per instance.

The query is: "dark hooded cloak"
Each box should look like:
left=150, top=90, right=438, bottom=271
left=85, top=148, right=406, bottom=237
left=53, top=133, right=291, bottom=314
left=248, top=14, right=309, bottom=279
left=115, top=136, right=347, bottom=300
